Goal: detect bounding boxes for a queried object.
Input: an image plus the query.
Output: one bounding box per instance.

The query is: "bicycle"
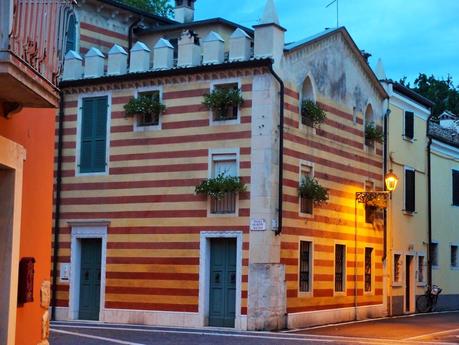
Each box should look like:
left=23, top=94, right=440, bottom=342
left=416, top=285, right=442, bottom=313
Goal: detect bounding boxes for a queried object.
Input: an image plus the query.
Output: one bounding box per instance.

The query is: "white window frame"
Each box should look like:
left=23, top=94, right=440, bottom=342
left=403, top=166, right=416, bottom=214
left=333, top=242, right=347, bottom=296
left=431, top=241, right=439, bottom=269
left=392, top=251, right=403, bottom=286
left=132, top=86, right=163, bottom=132
left=298, top=74, right=318, bottom=134
left=298, top=160, right=314, bottom=218
left=363, top=246, right=375, bottom=295
left=416, top=252, right=427, bottom=286
left=209, top=78, right=242, bottom=126
left=402, top=110, right=416, bottom=142
left=450, top=243, right=459, bottom=270
left=75, top=91, right=112, bottom=177
left=207, top=148, right=240, bottom=217
left=298, top=237, right=314, bottom=297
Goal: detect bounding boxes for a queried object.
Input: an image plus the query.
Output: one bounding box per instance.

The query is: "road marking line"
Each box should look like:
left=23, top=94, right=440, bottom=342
left=404, top=327, right=459, bottom=341
left=51, top=329, right=146, bottom=345
left=51, top=324, right=440, bottom=345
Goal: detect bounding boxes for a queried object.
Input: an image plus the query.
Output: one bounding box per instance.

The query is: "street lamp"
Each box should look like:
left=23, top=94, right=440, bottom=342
left=385, top=169, right=399, bottom=192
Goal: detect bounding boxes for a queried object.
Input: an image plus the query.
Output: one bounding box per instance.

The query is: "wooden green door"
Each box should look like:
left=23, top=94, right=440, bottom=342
left=78, top=239, right=102, bottom=320
left=209, top=238, right=236, bottom=327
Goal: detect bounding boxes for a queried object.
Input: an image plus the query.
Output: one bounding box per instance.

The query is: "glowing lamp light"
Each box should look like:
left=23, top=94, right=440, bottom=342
left=385, top=169, right=399, bottom=192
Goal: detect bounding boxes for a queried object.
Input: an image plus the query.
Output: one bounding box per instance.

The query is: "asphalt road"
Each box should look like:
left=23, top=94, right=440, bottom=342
left=50, top=311, right=459, bottom=345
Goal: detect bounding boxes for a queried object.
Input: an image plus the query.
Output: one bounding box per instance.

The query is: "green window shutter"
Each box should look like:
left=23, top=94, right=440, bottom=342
left=453, top=170, right=459, bottom=206
left=80, top=96, right=108, bottom=173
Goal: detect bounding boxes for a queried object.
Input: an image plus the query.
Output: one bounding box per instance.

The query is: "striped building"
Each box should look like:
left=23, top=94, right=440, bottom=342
left=53, top=0, right=388, bottom=330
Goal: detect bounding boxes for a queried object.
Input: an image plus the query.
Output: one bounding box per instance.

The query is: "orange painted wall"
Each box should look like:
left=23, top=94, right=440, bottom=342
left=0, top=107, right=56, bottom=345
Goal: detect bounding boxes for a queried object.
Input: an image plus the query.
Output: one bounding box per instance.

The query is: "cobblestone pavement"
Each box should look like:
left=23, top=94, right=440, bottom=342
left=50, top=311, right=459, bottom=345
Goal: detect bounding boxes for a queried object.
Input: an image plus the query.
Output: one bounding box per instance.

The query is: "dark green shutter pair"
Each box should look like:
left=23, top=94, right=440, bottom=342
left=405, top=169, right=415, bottom=212
left=404, top=111, right=414, bottom=139
left=80, top=96, right=108, bottom=173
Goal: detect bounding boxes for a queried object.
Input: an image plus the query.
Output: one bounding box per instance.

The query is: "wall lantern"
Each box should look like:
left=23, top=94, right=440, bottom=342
left=385, top=169, right=399, bottom=192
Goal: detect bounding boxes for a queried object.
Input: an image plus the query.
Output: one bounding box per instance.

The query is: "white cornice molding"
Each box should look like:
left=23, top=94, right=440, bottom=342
left=431, top=139, right=459, bottom=159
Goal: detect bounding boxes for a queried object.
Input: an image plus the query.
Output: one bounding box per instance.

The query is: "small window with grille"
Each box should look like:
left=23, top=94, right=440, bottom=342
left=418, top=255, right=425, bottom=283
left=299, top=241, right=312, bottom=292
left=299, top=164, right=313, bottom=215
left=335, top=244, right=345, bottom=292
left=364, top=247, right=373, bottom=292
left=431, top=243, right=439, bottom=267
left=136, top=90, right=161, bottom=127
left=394, top=254, right=401, bottom=283
left=451, top=245, right=458, bottom=268
left=210, top=153, right=237, bottom=214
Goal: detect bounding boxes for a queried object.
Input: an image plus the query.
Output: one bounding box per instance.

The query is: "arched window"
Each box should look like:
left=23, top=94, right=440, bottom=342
left=365, top=104, right=374, bottom=125
left=302, top=76, right=315, bottom=103
left=65, top=14, right=77, bottom=54
left=301, top=76, right=318, bottom=127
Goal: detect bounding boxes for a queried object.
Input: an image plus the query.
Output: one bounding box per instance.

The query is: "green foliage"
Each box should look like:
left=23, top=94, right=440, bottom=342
left=301, top=100, right=326, bottom=128
left=124, top=95, right=166, bottom=119
left=119, top=0, right=174, bottom=17
left=400, top=73, right=459, bottom=119
left=298, top=176, right=329, bottom=206
left=365, top=121, right=384, bottom=143
left=202, top=88, right=244, bottom=120
left=195, top=173, right=246, bottom=200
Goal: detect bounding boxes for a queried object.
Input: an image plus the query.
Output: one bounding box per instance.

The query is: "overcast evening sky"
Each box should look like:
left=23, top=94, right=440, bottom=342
left=193, top=0, right=459, bottom=86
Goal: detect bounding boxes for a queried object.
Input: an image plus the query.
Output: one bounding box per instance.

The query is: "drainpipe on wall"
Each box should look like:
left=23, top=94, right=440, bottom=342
left=426, top=113, right=433, bottom=287
left=383, top=107, right=391, bottom=261
left=51, top=91, right=65, bottom=321
left=268, top=63, right=285, bottom=236
left=127, top=17, right=141, bottom=68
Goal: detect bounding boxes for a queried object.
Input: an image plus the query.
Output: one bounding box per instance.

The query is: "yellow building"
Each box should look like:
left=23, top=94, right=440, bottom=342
left=429, top=122, right=459, bottom=310
left=378, top=63, right=434, bottom=315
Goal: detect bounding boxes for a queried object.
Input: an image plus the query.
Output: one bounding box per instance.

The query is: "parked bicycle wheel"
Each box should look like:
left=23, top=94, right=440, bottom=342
left=416, top=295, right=431, bottom=313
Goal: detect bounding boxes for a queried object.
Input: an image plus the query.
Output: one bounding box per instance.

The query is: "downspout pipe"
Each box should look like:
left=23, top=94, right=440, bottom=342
left=427, top=113, right=433, bottom=287
left=268, top=63, right=285, bottom=236
left=127, top=17, right=141, bottom=67
left=382, top=107, right=391, bottom=261
left=51, top=91, right=65, bottom=320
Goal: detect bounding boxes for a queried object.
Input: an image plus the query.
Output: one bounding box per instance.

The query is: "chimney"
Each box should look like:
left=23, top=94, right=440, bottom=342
left=253, top=0, right=286, bottom=68
left=153, top=38, right=174, bottom=70
left=130, top=41, right=151, bottom=73
left=202, top=31, right=224, bottom=64
left=177, top=30, right=201, bottom=67
left=84, top=47, right=105, bottom=78
left=174, top=0, right=196, bottom=23
left=107, top=44, right=128, bottom=75
left=229, top=28, right=251, bottom=62
left=62, top=50, right=83, bottom=80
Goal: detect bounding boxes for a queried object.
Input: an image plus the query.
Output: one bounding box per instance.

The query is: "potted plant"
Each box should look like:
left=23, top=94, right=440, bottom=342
left=124, top=95, right=166, bottom=125
left=196, top=173, right=247, bottom=214
left=301, top=100, right=326, bottom=128
left=195, top=173, right=246, bottom=199
left=202, top=87, right=244, bottom=121
left=365, top=121, right=384, bottom=146
left=298, top=176, right=329, bottom=206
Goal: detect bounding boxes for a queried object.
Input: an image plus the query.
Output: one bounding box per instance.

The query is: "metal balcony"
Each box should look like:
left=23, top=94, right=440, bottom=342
left=0, top=0, right=73, bottom=112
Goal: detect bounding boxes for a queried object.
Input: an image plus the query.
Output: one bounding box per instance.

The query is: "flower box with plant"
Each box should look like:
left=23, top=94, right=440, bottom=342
left=203, top=87, right=244, bottom=121
left=365, top=121, right=384, bottom=146
left=124, top=95, right=166, bottom=126
left=195, top=173, right=246, bottom=214
left=301, top=100, right=326, bottom=128
left=298, top=176, right=329, bottom=206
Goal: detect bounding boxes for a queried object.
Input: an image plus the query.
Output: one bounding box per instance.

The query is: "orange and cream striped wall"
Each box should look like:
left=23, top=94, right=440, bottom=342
left=280, top=31, right=387, bottom=328
left=52, top=65, right=266, bottom=328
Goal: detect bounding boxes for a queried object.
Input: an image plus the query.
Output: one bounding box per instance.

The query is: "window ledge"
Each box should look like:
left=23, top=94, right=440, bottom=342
left=450, top=266, right=459, bottom=271
left=432, top=265, right=440, bottom=270
left=417, top=282, right=427, bottom=287
left=333, top=291, right=346, bottom=297
left=298, top=291, right=313, bottom=298
left=402, top=135, right=416, bottom=142
left=402, top=210, right=417, bottom=216
left=392, top=282, right=403, bottom=287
